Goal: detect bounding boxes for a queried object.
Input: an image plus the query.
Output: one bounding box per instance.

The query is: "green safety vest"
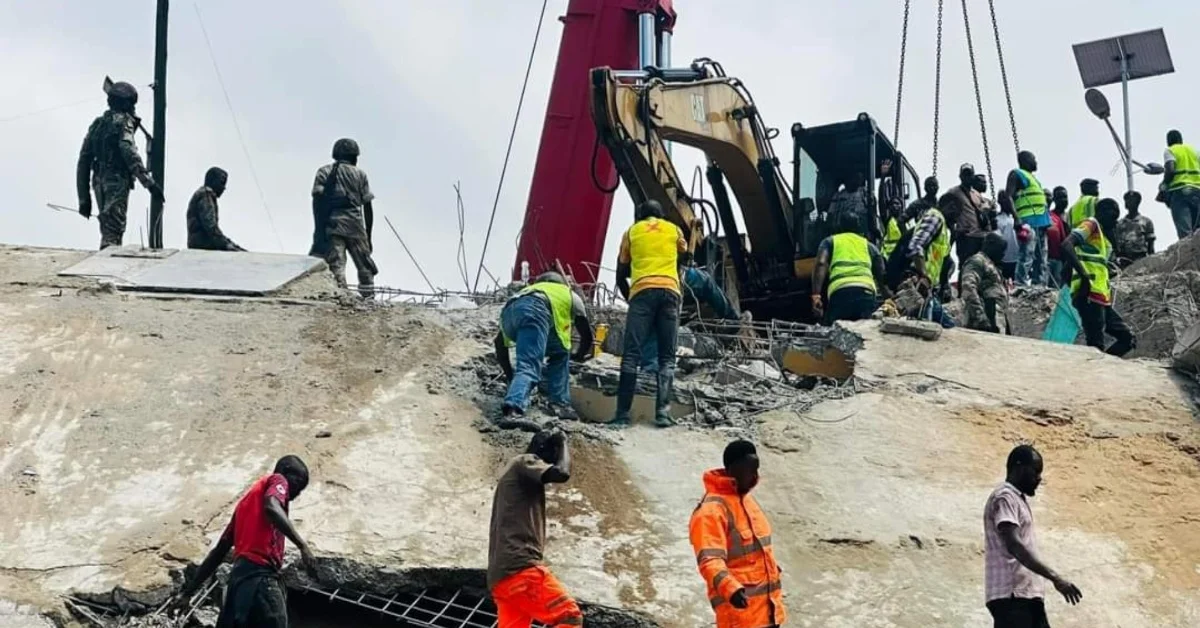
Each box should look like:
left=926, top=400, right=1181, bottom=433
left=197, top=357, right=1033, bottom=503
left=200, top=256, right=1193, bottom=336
left=1168, top=144, right=1200, bottom=191
left=882, top=217, right=903, bottom=258
left=1069, top=195, right=1097, bottom=228
left=828, top=232, right=876, bottom=296
left=1070, top=217, right=1112, bottom=304
left=923, top=208, right=951, bottom=285
left=503, top=282, right=574, bottom=350
left=1014, top=169, right=1047, bottom=221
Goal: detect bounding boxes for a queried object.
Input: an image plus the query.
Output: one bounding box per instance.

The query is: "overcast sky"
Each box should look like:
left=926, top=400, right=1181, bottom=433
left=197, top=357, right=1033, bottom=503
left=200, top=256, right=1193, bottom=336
left=1, top=0, right=1195, bottom=293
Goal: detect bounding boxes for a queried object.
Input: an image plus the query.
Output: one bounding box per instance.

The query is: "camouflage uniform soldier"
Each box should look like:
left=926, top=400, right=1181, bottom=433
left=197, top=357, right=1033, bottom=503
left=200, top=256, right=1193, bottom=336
left=961, top=233, right=1010, bottom=334
left=76, top=81, right=162, bottom=249
left=187, top=167, right=245, bottom=251
left=311, top=138, right=377, bottom=298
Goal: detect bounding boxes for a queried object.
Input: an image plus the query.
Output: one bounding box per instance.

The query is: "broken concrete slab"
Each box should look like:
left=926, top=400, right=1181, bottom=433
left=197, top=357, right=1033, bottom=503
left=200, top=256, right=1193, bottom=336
left=59, top=245, right=326, bottom=296
left=879, top=317, right=943, bottom=340
left=571, top=385, right=694, bottom=425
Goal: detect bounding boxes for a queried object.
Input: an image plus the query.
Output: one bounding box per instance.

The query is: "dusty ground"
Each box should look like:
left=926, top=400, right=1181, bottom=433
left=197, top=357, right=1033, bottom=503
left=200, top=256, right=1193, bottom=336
left=1, top=245, right=1199, bottom=627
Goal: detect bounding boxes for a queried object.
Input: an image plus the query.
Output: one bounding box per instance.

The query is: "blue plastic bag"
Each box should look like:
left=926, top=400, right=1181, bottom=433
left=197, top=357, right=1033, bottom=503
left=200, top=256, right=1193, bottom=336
left=1042, top=286, right=1081, bottom=344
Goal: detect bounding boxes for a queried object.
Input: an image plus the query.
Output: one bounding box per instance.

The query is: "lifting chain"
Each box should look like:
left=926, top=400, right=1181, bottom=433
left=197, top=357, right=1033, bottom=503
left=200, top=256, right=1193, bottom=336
left=893, top=0, right=911, bottom=147
left=931, top=0, right=944, bottom=179
left=988, top=0, right=1020, bottom=155
left=961, top=0, right=995, bottom=194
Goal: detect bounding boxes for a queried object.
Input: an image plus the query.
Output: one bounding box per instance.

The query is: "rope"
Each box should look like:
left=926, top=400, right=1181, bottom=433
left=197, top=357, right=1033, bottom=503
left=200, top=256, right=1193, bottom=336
left=960, top=0, right=995, bottom=194
left=987, top=0, right=1020, bottom=155
left=893, top=0, right=911, bottom=146
left=384, top=215, right=438, bottom=293
left=932, top=0, right=944, bottom=179
left=472, top=0, right=549, bottom=292
left=454, top=182, right=471, bottom=292
left=194, top=3, right=286, bottom=253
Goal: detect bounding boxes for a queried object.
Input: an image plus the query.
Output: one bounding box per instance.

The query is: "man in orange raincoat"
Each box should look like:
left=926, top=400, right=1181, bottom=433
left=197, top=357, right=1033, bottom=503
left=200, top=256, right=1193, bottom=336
left=689, top=439, right=786, bottom=627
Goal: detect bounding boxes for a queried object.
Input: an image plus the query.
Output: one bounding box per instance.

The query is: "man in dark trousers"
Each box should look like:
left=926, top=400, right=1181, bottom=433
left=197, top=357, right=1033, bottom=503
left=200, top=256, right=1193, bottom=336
left=311, top=138, right=377, bottom=298
left=1062, top=198, right=1136, bottom=356
left=187, top=167, right=245, bottom=251
left=811, top=211, right=887, bottom=324
left=1162, top=129, right=1200, bottom=239
left=614, top=200, right=687, bottom=428
left=488, top=428, right=583, bottom=628
left=76, top=80, right=163, bottom=249
left=984, top=445, right=1082, bottom=627
left=170, top=456, right=316, bottom=628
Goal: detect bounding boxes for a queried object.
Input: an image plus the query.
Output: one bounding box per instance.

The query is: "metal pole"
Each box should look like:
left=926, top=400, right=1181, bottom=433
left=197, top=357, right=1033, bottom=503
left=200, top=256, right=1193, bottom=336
left=658, top=30, right=672, bottom=157
left=637, top=12, right=656, bottom=71
left=149, top=0, right=168, bottom=249
left=1118, top=40, right=1134, bottom=194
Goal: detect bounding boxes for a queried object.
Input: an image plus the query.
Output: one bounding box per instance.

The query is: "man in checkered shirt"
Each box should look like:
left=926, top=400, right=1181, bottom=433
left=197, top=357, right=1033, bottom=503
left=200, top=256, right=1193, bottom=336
left=983, top=445, right=1082, bottom=627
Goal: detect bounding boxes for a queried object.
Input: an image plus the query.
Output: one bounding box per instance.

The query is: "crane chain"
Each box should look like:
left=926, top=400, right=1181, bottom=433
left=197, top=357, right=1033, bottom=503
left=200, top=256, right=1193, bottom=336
left=988, top=0, right=1020, bottom=155
left=931, top=0, right=944, bottom=179
left=961, top=0, right=995, bottom=194
left=893, top=0, right=911, bottom=147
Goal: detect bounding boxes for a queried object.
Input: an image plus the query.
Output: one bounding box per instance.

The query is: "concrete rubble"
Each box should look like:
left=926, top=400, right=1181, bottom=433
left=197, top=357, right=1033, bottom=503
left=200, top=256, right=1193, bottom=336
left=2, top=243, right=1200, bottom=627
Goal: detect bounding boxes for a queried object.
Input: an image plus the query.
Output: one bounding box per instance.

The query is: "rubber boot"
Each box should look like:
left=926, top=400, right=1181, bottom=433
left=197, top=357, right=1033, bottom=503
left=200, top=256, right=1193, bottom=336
left=611, top=370, right=637, bottom=426
left=654, top=368, right=676, bottom=428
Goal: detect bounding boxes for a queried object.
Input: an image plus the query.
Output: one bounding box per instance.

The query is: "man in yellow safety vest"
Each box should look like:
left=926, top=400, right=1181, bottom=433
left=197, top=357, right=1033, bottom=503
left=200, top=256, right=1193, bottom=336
left=614, top=200, right=688, bottom=427
left=1002, top=151, right=1050, bottom=286
left=494, top=272, right=593, bottom=420
left=812, top=211, right=888, bottom=324
left=1162, top=130, right=1200, bottom=239
left=1061, top=198, right=1135, bottom=356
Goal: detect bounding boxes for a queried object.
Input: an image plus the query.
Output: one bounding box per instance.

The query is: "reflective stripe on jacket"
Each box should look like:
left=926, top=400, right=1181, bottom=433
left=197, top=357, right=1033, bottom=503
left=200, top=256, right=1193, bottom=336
left=924, top=208, right=951, bottom=284
left=628, top=217, right=682, bottom=290
left=828, top=232, right=876, bottom=296
left=1071, top=217, right=1113, bottom=305
left=1014, top=169, right=1048, bottom=221
left=1069, top=195, right=1097, bottom=228
left=689, top=469, right=786, bottom=628
left=1169, top=144, right=1200, bottom=191
left=502, top=282, right=573, bottom=349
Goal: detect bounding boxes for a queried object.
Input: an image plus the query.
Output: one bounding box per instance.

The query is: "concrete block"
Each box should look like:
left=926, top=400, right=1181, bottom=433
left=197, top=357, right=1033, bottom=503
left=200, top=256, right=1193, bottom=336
left=879, top=318, right=943, bottom=340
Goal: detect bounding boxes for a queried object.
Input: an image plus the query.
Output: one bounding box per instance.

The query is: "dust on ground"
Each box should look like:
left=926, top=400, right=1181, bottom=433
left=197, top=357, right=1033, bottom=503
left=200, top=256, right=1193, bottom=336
left=948, top=404, right=1200, bottom=594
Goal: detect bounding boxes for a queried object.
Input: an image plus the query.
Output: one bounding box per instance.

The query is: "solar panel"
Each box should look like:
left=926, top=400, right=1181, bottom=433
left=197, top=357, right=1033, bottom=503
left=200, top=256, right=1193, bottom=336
left=1073, top=28, right=1174, bottom=88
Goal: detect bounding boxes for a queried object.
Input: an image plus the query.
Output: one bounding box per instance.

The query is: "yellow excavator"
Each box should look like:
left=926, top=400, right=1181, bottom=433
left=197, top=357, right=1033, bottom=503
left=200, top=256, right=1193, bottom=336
left=591, top=59, right=920, bottom=322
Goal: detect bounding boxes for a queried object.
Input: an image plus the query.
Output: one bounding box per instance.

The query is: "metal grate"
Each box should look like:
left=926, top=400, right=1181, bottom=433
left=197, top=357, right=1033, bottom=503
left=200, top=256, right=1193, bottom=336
left=292, top=582, right=547, bottom=628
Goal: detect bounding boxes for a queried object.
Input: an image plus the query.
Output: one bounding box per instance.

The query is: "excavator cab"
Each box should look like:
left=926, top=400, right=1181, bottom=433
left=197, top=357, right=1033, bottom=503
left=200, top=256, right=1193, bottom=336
left=791, top=113, right=921, bottom=254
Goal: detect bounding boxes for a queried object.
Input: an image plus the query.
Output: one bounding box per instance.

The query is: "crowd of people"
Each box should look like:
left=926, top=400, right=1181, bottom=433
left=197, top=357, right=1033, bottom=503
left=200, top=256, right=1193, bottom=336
left=811, top=131, right=1200, bottom=356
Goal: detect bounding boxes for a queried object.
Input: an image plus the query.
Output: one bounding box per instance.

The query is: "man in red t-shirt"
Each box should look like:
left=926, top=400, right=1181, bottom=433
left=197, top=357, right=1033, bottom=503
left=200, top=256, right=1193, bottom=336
left=1045, top=186, right=1070, bottom=288
left=171, top=456, right=316, bottom=628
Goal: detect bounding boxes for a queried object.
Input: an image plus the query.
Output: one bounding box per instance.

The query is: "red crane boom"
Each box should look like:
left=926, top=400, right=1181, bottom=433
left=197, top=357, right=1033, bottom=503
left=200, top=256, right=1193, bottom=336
left=513, top=0, right=676, bottom=284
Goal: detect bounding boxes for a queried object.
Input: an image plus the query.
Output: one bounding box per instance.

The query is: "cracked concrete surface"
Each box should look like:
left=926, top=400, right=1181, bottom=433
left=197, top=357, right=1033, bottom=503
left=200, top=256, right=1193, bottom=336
left=2, top=245, right=1200, bottom=627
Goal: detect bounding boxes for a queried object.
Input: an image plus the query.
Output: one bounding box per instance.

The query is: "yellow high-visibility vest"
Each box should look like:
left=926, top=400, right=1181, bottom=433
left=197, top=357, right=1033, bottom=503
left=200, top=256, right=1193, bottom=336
left=1168, top=144, right=1200, bottom=191
left=1069, top=195, right=1097, bottom=228
left=503, top=281, right=574, bottom=349
left=1071, top=218, right=1112, bottom=305
left=1014, top=169, right=1047, bottom=221
left=923, top=209, right=951, bottom=284
left=628, top=217, right=681, bottom=291
left=828, top=232, right=876, bottom=296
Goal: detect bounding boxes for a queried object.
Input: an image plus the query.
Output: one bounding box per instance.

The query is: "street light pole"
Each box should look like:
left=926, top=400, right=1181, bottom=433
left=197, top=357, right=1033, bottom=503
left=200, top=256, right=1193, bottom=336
left=149, top=0, right=169, bottom=249
left=1118, top=40, right=1134, bottom=195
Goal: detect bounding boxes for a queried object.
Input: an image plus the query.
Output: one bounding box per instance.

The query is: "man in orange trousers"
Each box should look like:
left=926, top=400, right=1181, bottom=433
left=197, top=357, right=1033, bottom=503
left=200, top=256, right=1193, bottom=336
left=488, top=428, right=583, bottom=627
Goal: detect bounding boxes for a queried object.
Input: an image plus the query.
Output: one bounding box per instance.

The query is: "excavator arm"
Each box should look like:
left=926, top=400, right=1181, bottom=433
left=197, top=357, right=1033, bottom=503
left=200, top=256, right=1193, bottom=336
left=590, top=62, right=803, bottom=317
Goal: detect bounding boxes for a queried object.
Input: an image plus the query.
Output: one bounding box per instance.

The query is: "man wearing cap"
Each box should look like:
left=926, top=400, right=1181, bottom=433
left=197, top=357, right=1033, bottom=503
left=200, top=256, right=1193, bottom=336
left=187, top=167, right=245, bottom=252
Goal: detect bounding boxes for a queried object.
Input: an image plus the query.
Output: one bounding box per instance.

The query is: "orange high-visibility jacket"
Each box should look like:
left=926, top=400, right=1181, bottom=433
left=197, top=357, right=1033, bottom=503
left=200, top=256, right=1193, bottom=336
left=689, top=469, right=786, bottom=628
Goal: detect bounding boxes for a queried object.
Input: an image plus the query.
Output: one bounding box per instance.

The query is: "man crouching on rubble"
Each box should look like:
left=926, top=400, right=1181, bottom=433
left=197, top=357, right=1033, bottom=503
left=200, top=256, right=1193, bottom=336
left=169, top=455, right=317, bottom=627
left=495, top=272, right=593, bottom=420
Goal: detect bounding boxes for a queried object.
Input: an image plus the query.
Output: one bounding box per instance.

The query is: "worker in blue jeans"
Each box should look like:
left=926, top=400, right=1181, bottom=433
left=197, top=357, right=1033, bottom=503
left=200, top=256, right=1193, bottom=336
left=494, top=272, right=593, bottom=420
left=613, top=200, right=687, bottom=427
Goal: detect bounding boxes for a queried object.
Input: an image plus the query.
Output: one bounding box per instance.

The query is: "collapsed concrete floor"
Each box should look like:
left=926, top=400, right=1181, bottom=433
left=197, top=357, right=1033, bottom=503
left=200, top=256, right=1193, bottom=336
left=2, top=244, right=1200, bottom=627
